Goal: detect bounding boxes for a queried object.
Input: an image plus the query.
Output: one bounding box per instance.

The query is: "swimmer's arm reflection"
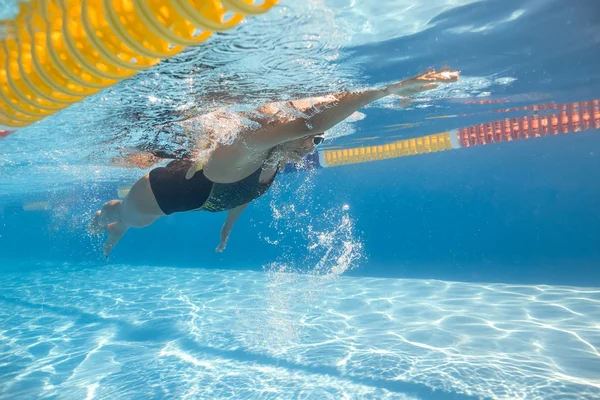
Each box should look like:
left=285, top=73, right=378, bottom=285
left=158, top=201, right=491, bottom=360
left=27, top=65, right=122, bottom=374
left=216, top=203, right=248, bottom=253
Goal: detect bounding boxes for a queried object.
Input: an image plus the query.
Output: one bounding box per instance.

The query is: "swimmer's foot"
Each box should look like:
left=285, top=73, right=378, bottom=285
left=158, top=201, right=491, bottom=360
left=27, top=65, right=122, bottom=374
left=102, top=222, right=129, bottom=258
left=385, top=68, right=460, bottom=97
left=86, top=210, right=104, bottom=237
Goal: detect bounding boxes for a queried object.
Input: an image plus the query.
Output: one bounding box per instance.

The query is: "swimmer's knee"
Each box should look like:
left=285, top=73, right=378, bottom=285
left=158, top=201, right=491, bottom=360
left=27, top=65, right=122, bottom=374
left=103, top=199, right=121, bottom=209
left=101, top=200, right=121, bottom=215
left=100, top=200, right=122, bottom=222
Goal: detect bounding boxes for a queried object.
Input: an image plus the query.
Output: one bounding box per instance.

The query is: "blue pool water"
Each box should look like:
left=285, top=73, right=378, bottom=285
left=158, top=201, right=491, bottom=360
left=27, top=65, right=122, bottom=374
left=1, top=0, right=600, bottom=399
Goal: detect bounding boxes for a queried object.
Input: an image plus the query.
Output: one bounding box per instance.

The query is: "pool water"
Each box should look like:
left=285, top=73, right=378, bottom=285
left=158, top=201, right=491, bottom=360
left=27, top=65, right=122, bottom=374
left=2, top=263, right=599, bottom=399
left=1, top=0, right=600, bottom=399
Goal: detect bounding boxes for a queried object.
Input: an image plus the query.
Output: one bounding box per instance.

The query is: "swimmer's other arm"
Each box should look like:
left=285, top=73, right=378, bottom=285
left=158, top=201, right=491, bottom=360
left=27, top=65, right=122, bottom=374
left=216, top=203, right=249, bottom=252
left=241, top=69, right=460, bottom=151
left=241, top=90, right=386, bottom=150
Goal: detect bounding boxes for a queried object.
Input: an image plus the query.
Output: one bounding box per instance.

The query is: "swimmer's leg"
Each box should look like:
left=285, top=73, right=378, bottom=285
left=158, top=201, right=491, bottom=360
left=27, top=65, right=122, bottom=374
left=87, top=174, right=164, bottom=237
left=103, top=222, right=128, bottom=258
left=101, top=202, right=161, bottom=257
left=87, top=174, right=164, bottom=256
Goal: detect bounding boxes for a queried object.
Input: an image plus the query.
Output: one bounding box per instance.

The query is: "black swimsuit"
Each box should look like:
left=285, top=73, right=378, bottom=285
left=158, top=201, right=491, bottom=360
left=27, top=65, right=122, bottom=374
left=148, top=159, right=277, bottom=215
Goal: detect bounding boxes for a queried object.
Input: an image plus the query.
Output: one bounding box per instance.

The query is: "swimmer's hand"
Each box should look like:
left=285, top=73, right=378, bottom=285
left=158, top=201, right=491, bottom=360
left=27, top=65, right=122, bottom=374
left=216, top=204, right=247, bottom=252
left=216, top=223, right=231, bottom=252
left=216, top=242, right=227, bottom=252
left=385, top=68, right=460, bottom=97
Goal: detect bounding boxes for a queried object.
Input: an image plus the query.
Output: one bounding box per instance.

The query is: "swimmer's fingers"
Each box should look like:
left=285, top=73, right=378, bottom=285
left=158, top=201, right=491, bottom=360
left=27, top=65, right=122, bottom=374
left=400, top=69, right=459, bottom=93
left=385, top=68, right=457, bottom=96
left=216, top=242, right=226, bottom=252
left=414, top=68, right=460, bottom=83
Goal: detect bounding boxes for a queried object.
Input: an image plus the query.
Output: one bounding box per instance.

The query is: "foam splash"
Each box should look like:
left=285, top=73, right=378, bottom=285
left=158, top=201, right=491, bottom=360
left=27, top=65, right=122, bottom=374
left=307, top=212, right=363, bottom=277
left=251, top=171, right=364, bottom=349
left=264, top=169, right=363, bottom=277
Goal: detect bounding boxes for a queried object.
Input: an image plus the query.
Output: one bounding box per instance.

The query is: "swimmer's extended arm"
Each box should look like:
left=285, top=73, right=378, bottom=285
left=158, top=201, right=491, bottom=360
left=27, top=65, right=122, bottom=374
left=216, top=203, right=249, bottom=252
left=243, top=69, right=460, bottom=150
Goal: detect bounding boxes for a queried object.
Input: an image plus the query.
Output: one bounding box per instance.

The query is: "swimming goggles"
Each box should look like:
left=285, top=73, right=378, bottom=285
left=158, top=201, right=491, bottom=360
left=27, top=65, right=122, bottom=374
left=312, top=136, right=325, bottom=145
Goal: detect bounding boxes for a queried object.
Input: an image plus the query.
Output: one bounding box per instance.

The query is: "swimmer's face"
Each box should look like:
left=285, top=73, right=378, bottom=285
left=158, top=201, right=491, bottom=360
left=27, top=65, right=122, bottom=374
left=280, top=134, right=324, bottom=161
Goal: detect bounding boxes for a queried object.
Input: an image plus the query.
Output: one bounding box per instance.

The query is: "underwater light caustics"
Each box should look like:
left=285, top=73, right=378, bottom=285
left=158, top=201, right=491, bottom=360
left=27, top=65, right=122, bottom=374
left=0, top=0, right=277, bottom=132
left=317, top=99, right=600, bottom=167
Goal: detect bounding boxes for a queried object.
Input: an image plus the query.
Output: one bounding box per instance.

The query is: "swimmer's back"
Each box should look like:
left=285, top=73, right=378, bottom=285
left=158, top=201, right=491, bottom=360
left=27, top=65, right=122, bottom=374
left=149, top=159, right=212, bottom=215
left=149, top=159, right=277, bottom=215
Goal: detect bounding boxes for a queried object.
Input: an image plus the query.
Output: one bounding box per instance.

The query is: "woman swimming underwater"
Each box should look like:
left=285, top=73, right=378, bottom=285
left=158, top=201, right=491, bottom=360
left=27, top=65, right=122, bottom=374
left=88, top=69, right=460, bottom=257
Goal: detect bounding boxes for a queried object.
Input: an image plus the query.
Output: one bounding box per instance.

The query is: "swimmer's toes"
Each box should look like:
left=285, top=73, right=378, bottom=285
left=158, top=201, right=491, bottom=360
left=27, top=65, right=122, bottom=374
left=102, top=222, right=128, bottom=258
left=102, top=241, right=114, bottom=258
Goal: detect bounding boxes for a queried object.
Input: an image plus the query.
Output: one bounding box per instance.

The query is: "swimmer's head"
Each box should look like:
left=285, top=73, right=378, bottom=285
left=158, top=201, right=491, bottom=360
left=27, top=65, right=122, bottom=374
left=278, top=134, right=324, bottom=162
